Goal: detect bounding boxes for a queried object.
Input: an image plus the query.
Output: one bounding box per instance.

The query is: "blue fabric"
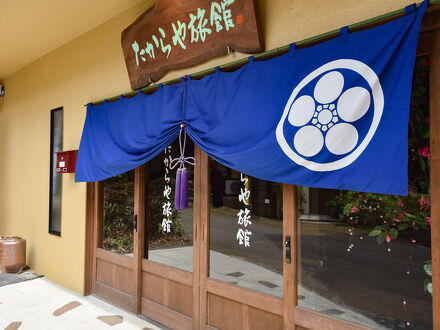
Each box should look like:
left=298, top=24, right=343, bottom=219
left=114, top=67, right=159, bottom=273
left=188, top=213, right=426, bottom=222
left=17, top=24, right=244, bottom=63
left=76, top=1, right=427, bottom=196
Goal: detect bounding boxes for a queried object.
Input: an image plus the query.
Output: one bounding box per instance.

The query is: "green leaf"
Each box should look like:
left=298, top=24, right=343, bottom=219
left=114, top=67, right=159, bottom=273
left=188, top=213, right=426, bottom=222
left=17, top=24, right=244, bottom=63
left=422, top=130, right=430, bottom=139
left=343, top=203, right=352, bottom=215
left=369, top=229, right=382, bottom=237
left=389, top=228, right=398, bottom=238
left=376, top=235, right=385, bottom=245
left=398, top=223, right=409, bottom=230
left=424, top=263, right=432, bottom=277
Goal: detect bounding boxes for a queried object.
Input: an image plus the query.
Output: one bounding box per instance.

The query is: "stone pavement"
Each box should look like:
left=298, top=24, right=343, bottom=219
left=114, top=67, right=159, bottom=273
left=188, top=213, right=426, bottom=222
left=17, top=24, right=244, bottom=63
left=0, top=247, right=390, bottom=329
left=0, top=277, right=165, bottom=330
left=0, top=269, right=42, bottom=287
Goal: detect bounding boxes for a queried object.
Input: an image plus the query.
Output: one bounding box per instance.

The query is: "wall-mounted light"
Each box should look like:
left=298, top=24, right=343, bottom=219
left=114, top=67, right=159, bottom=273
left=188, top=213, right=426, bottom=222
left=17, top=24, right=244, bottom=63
left=0, top=84, right=4, bottom=97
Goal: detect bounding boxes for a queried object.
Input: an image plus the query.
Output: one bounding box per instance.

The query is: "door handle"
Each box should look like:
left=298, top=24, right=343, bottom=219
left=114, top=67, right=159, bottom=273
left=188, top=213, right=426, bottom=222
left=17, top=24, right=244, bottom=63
left=134, top=215, right=138, bottom=233
left=285, top=236, right=291, bottom=264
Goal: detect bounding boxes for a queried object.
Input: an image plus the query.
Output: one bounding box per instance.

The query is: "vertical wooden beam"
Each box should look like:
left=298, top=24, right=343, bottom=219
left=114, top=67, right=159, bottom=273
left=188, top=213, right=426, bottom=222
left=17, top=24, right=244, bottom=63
left=199, top=151, right=210, bottom=330
left=144, top=163, right=150, bottom=259
left=134, top=165, right=146, bottom=314
left=193, top=145, right=202, bottom=330
left=429, top=29, right=440, bottom=330
left=83, top=182, right=95, bottom=295
left=283, top=184, right=297, bottom=329
left=91, top=181, right=102, bottom=294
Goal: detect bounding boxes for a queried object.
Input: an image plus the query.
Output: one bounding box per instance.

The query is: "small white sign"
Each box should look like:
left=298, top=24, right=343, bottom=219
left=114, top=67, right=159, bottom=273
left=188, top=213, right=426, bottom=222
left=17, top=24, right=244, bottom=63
left=264, top=199, right=270, bottom=204
left=59, top=161, right=65, bottom=167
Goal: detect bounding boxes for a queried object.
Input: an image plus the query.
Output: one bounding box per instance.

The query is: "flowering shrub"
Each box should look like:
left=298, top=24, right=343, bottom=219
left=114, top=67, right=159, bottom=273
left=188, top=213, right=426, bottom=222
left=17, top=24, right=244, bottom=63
left=330, top=56, right=431, bottom=245
left=367, top=193, right=430, bottom=244
left=333, top=191, right=430, bottom=244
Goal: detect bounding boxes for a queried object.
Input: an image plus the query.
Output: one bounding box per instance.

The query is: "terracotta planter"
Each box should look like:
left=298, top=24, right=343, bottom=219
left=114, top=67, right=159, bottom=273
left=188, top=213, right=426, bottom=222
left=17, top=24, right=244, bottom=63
left=0, top=236, right=26, bottom=273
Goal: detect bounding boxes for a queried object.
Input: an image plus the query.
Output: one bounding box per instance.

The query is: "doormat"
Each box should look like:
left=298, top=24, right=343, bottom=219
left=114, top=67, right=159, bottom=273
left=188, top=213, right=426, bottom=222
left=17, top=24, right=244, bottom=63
left=0, top=269, right=43, bottom=287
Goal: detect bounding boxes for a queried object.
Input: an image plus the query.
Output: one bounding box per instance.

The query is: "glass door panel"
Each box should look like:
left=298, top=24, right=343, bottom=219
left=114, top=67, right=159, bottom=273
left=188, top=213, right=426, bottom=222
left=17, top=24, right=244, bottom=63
left=143, top=138, right=195, bottom=272
left=209, top=159, right=284, bottom=298
left=100, top=170, right=135, bottom=255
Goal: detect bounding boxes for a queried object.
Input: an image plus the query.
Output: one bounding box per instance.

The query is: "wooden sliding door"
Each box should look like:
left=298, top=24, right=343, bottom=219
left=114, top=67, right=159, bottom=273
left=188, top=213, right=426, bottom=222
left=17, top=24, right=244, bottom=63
left=86, top=144, right=297, bottom=329
left=89, top=169, right=139, bottom=313
left=196, top=151, right=296, bottom=330
left=138, top=141, right=198, bottom=330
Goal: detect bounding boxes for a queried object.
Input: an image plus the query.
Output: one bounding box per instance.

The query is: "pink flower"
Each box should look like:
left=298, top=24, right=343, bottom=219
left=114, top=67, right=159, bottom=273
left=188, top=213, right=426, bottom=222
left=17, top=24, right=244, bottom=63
left=426, top=217, right=431, bottom=226
left=351, top=205, right=360, bottom=213
left=411, top=238, right=416, bottom=244
left=418, top=146, right=430, bottom=160
left=419, top=196, right=430, bottom=210
left=394, top=213, right=404, bottom=222
left=408, top=188, right=413, bottom=194
left=398, top=200, right=404, bottom=207
left=386, top=235, right=392, bottom=243
left=358, top=194, right=364, bottom=198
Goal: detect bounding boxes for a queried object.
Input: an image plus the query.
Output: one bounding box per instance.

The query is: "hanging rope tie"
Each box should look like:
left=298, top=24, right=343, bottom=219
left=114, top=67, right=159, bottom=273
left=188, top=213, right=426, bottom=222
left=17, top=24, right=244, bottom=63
left=170, top=77, right=196, bottom=210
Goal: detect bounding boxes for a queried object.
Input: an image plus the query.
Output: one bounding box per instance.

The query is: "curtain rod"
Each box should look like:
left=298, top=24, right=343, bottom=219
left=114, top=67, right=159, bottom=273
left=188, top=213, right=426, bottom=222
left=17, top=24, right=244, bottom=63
left=87, top=0, right=439, bottom=106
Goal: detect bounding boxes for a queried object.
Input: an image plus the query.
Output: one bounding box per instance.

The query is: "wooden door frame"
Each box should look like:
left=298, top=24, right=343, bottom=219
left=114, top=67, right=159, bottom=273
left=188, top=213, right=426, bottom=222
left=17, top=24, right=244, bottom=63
left=84, top=181, right=94, bottom=296
left=83, top=172, right=144, bottom=314
left=196, top=146, right=208, bottom=329
left=429, top=27, right=440, bottom=330
left=283, top=184, right=297, bottom=328
left=133, top=165, right=146, bottom=313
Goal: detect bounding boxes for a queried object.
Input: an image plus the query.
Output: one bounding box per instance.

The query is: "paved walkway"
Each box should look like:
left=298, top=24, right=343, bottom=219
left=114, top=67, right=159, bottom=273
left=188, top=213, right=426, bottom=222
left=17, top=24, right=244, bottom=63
left=0, top=277, right=164, bottom=330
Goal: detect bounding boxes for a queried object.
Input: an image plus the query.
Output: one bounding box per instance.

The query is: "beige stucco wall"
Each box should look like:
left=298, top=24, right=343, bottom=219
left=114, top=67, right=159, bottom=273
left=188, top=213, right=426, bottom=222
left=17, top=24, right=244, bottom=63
left=0, top=0, right=415, bottom=294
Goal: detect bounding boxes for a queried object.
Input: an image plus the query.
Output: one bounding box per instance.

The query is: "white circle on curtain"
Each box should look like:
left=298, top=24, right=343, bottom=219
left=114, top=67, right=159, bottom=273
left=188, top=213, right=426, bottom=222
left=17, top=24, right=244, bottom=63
left=337, top=87, right=371, bottom=122
left=275, top=59, right=384, bottom=171
left=313, top=71, right=344, bottom=104
left=325, top=123, right=358, bottom=155
left=288, top=95, right=315, bottom=126
left=318, top=109, right=332, bottom=125
left=294, top=125, right=324, bottom=157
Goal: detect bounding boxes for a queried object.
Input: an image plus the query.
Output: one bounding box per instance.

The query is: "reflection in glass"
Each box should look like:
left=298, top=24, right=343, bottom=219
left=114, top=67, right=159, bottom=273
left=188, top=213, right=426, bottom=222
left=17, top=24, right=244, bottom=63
left=297, top=188, right=432, bottom=329
left=49, top=108, right=63, bottom=235
left=209, top=159, right=283, bottom=298
left=144, top=139, right=194, bottom=273
left=297, top=57, right=432, bottom=329
left=100, top=170, right=135, bottom=255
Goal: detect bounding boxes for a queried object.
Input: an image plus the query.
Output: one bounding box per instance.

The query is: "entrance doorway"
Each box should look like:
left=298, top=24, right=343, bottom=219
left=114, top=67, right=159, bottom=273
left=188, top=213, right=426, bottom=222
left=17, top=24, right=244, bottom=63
left=86, top=142, right=296, bottom=329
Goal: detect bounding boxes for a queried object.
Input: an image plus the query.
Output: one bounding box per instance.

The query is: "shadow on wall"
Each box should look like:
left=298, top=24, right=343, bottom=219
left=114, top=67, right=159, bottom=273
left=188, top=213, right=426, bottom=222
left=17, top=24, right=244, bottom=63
left=0, top=79, right=4, bottom=112
left=0, top=108, right=9, bottom=236
left=26, top=243, right=33, bottom=270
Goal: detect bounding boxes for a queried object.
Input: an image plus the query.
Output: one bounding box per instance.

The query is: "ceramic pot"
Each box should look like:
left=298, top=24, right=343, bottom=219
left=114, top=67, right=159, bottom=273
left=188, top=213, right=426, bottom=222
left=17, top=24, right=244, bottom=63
left=0, top=236, right=26, bottom=273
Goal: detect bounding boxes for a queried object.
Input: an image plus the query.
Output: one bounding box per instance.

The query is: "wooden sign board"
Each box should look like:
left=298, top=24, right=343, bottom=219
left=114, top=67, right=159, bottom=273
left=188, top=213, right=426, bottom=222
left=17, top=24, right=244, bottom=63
left=121, top=0, right=263, bottom=90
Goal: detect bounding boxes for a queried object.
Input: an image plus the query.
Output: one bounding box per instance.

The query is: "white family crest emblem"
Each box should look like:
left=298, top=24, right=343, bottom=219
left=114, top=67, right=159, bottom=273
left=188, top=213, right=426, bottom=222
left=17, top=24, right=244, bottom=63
left=276, top=59, right=384, bottom=171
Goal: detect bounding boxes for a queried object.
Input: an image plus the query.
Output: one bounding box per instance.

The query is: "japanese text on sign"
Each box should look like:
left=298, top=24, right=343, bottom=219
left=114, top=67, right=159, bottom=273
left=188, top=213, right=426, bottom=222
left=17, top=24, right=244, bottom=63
left=131, top=0, right=235, bottom=64
left=162, top=146, right=173, bottom=233
left=236, top=173, right=252, bottom=247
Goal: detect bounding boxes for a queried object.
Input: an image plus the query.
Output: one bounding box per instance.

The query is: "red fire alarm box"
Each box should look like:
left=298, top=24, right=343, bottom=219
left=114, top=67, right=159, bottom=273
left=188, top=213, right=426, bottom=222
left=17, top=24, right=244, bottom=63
left=55, top=150, right=78, bottom=173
